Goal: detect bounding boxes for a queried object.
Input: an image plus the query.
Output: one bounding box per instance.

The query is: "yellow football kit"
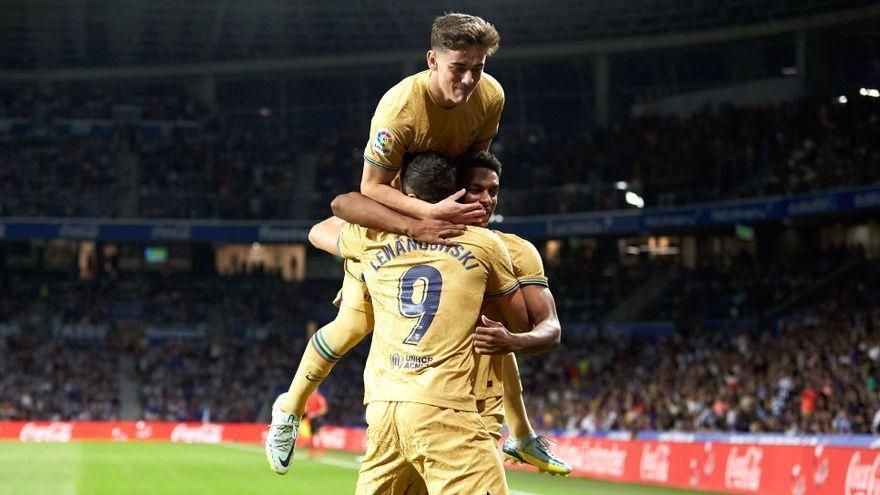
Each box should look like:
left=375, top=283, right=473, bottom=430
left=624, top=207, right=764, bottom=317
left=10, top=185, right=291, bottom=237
left=473, top=231, right=550, bottom=438
left=363, top=70, right=505, bottom=171
left=333, top=260, right=371, bottom=313
left=338, top=224, right=517, bottom=495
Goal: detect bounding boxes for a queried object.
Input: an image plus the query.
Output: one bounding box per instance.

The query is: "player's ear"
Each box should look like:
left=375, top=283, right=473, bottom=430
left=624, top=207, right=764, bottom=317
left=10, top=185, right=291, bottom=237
left=427, top=50, right=437, bottom=71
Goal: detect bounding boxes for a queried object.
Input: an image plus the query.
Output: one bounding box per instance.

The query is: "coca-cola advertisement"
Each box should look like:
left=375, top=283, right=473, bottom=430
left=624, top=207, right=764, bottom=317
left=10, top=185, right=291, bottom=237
left=640, top=443, right=671, bottom=483
left=3, top=421, right=880, bottom=495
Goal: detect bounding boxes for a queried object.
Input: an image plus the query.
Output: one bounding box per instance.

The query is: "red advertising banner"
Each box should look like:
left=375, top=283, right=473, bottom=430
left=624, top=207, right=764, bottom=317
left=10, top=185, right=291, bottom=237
left=2, top=421, right=878, bottom=495
left=0, top=421, right=366, bottom=451
left=518, top=436, right=879, bottom=495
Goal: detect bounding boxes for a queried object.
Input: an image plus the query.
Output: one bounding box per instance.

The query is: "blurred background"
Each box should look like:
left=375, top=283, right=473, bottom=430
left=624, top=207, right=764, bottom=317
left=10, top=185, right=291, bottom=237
left=1, top=0, right=879, bottom=443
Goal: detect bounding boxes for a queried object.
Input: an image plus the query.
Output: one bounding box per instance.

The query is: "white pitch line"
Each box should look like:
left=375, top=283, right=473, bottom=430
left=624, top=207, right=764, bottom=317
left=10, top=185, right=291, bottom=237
left=511, top=490, right=546, bottom=495
left=218, top=442, right=361, bottom=469
left=315, top=457, right=362, bottom=470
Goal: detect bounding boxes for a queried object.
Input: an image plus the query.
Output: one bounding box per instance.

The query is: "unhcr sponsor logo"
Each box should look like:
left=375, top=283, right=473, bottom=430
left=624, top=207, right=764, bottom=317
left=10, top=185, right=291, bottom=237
left=259, top=226, right=309, bottom=242
left=390, top=353, right=433, bottom=370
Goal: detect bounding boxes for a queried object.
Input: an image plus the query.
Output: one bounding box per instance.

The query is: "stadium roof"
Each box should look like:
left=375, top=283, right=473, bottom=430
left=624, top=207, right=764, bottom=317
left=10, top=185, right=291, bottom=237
left=0, top=0, right=873, bottom=70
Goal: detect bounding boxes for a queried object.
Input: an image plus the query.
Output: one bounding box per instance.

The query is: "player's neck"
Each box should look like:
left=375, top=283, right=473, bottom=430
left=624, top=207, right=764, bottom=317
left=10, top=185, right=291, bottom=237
left=426, top=71, right=458, bottom=110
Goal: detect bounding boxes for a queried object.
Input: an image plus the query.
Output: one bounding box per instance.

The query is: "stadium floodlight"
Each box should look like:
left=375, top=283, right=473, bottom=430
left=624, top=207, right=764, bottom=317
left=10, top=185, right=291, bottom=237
left=615, top=181, right=628, bottom=190
left=625, top=191, right=645, bottom=209
left=837, top=96, right=848, bottom=104
left=869, top=89, right=880, bottom=98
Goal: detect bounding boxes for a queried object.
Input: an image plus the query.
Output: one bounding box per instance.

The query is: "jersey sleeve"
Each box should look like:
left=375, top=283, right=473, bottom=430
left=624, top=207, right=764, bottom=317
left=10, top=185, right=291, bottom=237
left=337, top=223, right=367, bottom=261
left=484, top=233, right=519, bottom=297
left=511, top=237, right=548, bottom=287
left=475, top=77, right=505, bottom=143
left=362, top=97, right=413, bottom=171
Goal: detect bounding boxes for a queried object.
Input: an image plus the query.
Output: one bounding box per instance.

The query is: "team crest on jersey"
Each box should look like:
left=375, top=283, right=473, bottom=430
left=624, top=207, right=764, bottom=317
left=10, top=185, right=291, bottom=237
left=372, top=128, right=395, bottom=156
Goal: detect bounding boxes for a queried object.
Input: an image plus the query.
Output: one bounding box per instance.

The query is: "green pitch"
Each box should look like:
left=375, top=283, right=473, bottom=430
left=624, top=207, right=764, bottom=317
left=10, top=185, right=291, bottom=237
left=0, top=442, right=717, bottom=495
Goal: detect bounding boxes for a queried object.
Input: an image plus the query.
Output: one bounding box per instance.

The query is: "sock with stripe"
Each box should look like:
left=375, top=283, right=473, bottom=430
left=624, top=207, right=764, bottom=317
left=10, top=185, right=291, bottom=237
left=501, top=353, right=535, bottom=439
left=278, top=307, right=372, bottom=415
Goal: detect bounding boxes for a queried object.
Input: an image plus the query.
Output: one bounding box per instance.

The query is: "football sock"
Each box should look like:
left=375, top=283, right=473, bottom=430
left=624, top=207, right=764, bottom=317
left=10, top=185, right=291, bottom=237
left=279, top=307, right=373, bottom=415
left=501, top=353, right=534, bottom=439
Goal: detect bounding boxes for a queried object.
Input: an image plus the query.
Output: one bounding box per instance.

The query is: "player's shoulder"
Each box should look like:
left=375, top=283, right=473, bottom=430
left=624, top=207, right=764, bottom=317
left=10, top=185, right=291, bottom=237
left=493, top=229, right=542, bottom=261
left=354, top=226, right=398, bottom=244
left=460, top=225, right=509, bottom=252
left=477, top=72, right=504, bottom=101
left=375, top=71, right=428, bottom=117
left=491, top=230, right=535, bottom=252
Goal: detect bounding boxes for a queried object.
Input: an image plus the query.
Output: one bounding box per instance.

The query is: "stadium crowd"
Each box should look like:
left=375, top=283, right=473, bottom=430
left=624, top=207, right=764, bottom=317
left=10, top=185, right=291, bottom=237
left=0, top=334, right=121, bottom=421
left=1, top=87, right=878, bottom=219
left=1, top=253, right=878, bottom=433
left=520, top=260, right=880, bottom=435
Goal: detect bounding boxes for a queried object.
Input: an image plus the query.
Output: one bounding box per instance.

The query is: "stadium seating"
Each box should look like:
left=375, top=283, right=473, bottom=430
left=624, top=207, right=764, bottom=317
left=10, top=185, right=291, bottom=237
left=2, top=255, right=877, bottom=433
left=2, top=89, right=878, bottom=219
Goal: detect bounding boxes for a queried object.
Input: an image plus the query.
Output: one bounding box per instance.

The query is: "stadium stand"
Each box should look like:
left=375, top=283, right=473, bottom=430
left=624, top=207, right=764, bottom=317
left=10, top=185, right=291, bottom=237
left=2, top=91, right=878, bottom=219
left=2, top=250, right=877, bottom=433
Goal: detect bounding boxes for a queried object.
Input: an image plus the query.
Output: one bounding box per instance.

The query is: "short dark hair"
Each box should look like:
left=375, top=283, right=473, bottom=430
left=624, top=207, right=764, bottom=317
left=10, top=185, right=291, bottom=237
left=400, top=152, right=458, bottom=204
left=454, top=150, right=502, bottom=186
left=431, top=13, right=500, bottom=55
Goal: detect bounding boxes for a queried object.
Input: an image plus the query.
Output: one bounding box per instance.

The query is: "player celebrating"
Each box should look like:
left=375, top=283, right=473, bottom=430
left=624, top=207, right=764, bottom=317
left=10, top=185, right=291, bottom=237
left=334, top=151, right=573, bottom=476
left=266, top=12, right=568, bottom=477
left=266, top=11, right=504, bottom=474
left=311, top=153, right=529, bottom=494
left=360, top=12, right=505, bottom=224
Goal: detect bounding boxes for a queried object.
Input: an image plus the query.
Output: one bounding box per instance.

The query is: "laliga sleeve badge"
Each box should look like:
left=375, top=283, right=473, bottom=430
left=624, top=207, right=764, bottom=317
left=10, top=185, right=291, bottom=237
left=372, top=128, right=395, bottom=156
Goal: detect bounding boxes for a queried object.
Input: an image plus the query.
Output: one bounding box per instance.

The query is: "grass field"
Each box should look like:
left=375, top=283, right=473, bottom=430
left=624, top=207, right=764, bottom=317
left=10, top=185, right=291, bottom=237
left=0, top=442, right=718, bottom=495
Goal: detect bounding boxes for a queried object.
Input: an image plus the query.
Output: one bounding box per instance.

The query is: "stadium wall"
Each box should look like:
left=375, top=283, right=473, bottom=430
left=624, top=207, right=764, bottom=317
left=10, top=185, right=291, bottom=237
left=2, top=421, right=878, bottom=494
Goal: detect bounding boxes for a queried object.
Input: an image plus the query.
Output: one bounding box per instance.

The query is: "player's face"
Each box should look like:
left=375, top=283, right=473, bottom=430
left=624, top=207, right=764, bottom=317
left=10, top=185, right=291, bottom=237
left=427, top=46, right=487, bottom=107
left=460, top=167, right=499, bottom=227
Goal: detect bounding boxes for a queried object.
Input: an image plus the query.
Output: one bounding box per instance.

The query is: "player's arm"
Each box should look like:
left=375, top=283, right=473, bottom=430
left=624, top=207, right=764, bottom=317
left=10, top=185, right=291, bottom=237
left=516, top=285, right=562, bottom=353
left=489, top=288, right=530, bottom=335
left=308, top=217, right=347, bottom=256
left=360, top=163, right=433, bottom=219
left=474, top=288, right=560, bottom=355
left=331, top=191, right=466, bottom=246
left=361, top=164, right=485, bottom=223
left=469, top=82, right=504, bottom=152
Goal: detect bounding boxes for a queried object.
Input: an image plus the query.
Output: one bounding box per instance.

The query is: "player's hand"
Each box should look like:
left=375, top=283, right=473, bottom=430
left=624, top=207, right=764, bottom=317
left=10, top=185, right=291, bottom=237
left=474, top=315, right=521, bottom=355
left=406, top=219, right=466, bottom=247
left=428, top=189, right=486, bottom=224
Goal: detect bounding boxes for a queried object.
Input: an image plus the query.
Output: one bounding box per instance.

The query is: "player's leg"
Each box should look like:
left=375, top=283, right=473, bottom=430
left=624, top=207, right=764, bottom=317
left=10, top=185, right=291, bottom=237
left=266, top=274, right=373, bottom=474
left=267, top=305, right=371, bottom=473
left=405, top=402, right=509, bottom=495
left=355, top=401, right=421, bottom=495
left=278, top=272, right=373, bottom=416
left=500, top=353, right=531, bottom=439
left=500, top=353, right=572, bottom=476
left=477, top=395, right=505, bottom=441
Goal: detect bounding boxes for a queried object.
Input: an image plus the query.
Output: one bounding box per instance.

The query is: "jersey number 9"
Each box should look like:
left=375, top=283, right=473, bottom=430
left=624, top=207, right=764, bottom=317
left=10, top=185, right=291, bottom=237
left=397, top=264, right=443, bottom=345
